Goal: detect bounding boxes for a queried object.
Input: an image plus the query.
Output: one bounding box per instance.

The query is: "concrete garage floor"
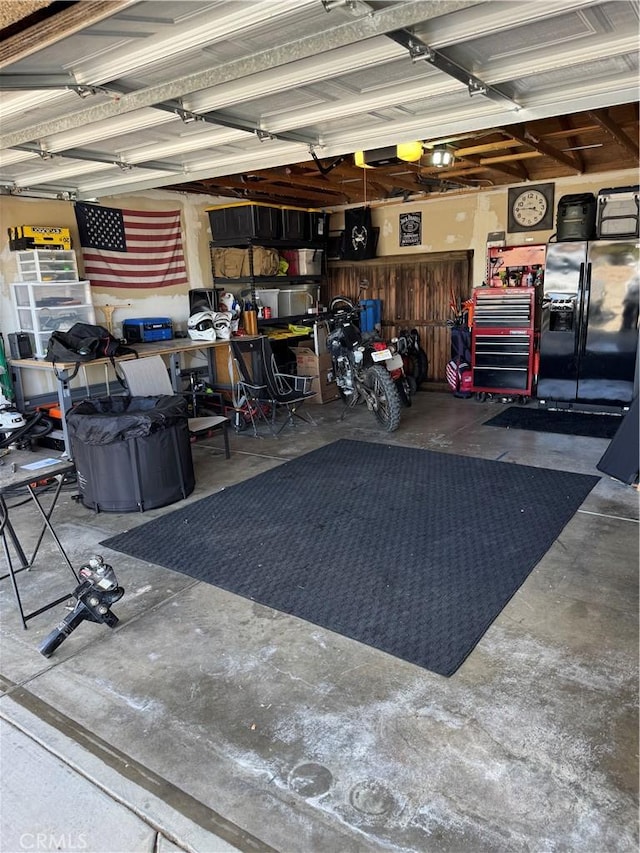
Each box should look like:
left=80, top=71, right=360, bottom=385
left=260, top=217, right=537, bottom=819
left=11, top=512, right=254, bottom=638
left=0, top=391, right=637, bottom=853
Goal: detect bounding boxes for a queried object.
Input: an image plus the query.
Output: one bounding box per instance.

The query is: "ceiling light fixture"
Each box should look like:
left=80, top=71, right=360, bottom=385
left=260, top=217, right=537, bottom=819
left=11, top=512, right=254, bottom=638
left=431, top=148, right=454, bottom=168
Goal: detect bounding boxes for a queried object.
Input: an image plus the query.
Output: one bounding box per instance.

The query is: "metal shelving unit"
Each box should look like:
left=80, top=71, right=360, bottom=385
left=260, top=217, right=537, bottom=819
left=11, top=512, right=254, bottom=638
left=207, top=204, right=328, bottom=324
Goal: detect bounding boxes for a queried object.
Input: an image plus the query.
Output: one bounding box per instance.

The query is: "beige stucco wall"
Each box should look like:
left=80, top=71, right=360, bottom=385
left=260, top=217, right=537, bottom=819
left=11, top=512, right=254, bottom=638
left=0, top=189, right=230, bottom=399
left=0, top=188, right=232, bottom=340
left=329, top=169, right=639, bottom=287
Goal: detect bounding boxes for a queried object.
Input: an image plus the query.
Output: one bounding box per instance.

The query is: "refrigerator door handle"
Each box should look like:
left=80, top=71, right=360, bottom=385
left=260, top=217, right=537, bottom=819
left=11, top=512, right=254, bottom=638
left=578, top=262, right=592, bottom=357
left=575, top=262, right=586, bottom=358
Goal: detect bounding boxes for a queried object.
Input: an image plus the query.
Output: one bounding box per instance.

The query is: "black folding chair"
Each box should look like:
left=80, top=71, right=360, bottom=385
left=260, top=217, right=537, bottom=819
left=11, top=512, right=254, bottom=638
left=230, top=337, right=316, bottom=435
left=229, top=338, right=276, bottom=436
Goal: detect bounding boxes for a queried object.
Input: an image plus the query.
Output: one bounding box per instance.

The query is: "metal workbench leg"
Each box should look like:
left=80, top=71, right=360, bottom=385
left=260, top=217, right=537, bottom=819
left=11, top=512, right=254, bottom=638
left=10, top=365, right=26, bottom=412
left=54, top=369, right=75, bottom=459
left=168, top=352, right=181, bottom=391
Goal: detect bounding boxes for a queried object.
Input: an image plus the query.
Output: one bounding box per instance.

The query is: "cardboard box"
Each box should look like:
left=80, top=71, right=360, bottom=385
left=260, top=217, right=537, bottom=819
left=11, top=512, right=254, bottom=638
left=294, top=344, right=340, bottom=404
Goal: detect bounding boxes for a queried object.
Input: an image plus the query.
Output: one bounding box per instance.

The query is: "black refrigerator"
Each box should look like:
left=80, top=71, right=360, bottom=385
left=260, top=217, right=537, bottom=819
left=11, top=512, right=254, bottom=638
left=537, top=239, right=639, bottom=409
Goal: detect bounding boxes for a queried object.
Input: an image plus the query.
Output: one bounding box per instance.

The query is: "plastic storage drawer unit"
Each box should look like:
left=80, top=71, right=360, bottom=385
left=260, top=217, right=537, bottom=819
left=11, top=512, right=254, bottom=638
left=11, top=279, right=95, bottom=359
left=14, top=250, right=78, bottom=282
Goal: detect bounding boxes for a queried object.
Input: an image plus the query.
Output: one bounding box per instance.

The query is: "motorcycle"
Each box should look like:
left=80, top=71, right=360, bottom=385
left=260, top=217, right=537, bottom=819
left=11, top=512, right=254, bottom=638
left=326, top=296, right=403, bottom=432
left=394, top=327, right=429, bottom=393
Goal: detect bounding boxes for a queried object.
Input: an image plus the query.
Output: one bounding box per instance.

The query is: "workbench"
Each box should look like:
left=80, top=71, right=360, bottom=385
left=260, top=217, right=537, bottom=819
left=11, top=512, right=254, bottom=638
left=9, top=338, right=243, bottom=458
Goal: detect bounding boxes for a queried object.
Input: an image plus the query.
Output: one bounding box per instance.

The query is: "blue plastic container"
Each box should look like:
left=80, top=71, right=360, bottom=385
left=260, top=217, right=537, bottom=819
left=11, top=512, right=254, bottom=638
left=359, top=299, right=382, bottom=333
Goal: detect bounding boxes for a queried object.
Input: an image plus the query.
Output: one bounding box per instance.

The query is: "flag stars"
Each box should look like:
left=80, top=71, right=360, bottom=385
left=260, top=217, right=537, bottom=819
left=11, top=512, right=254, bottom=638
left=79, top=204, right=126, bottom=251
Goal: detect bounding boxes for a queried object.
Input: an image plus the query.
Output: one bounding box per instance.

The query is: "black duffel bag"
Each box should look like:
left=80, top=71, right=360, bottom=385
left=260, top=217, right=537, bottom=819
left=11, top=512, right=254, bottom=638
left=46, top=322, right=138, bottom=381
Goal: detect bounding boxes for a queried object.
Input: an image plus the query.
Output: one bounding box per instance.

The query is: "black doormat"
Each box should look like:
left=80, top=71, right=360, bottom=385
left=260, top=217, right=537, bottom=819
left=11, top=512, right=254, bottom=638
left=484, top=406, right=622, bottom=439
left=101, top=440, right=598, bottom=676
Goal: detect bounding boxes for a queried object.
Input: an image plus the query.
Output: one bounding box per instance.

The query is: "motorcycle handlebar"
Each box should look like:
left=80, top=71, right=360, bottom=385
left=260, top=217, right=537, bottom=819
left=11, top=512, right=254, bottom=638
left=329, top=295, right=357, bottom=314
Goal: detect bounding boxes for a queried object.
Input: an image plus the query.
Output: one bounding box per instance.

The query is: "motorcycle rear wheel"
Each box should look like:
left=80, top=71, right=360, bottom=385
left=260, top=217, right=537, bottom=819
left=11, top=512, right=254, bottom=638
left=363, top=365, right=402, bottom=432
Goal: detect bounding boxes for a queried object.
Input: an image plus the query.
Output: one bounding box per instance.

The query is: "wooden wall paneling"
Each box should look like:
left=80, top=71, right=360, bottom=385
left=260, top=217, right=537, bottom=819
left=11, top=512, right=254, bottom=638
left=324, top=252, right=473, bottom=384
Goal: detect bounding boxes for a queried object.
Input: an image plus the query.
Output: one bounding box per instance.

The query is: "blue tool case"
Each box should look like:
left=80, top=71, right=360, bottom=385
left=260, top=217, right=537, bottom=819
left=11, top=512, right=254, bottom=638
left=122, top=317, right=173, bottom=343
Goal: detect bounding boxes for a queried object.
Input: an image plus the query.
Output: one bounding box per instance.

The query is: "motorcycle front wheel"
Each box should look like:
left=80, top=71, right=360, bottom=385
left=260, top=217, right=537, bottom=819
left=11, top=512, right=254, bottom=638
left=363, top=365, right=402, bottom=432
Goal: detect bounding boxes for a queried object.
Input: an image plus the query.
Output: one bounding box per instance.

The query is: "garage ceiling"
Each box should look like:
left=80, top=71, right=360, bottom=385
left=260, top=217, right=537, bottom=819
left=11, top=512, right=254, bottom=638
left=1, top=0, right=638, bottom=207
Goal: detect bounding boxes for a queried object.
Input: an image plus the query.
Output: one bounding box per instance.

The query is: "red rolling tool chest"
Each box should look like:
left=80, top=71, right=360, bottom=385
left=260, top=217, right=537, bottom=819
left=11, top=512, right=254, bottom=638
left=471, top=287, right=536, bottom=400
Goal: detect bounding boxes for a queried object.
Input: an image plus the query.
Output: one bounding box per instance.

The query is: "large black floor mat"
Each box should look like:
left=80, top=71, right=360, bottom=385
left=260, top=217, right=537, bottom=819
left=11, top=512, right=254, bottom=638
left=102, top=440, right=599, bottom=676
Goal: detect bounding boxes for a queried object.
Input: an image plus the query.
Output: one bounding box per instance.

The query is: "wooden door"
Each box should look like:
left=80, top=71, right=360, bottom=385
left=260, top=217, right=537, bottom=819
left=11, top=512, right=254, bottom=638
left=324, top=251, right=473, bottom=386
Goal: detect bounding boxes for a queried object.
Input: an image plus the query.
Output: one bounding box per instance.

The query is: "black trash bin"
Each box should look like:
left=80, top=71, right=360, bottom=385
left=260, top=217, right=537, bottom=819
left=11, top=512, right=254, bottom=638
left=67, top=396, right=195, bottom=512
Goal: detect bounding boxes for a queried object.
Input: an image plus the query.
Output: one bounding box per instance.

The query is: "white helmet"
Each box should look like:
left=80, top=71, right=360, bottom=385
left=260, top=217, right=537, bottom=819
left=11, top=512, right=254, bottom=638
left=188, top=311, right=216, bottom=341
left=212, top=311, right=233, bottom=340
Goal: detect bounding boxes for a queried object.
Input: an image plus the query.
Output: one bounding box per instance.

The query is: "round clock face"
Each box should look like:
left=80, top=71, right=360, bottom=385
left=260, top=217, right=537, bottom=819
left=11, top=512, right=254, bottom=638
left=512, top=189, right=548, bottom=227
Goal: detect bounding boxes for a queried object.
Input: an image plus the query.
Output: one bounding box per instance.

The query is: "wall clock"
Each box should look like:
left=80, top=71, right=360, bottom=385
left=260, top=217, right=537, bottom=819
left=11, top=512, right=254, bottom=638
left=507, top=183, right=555, bottom=233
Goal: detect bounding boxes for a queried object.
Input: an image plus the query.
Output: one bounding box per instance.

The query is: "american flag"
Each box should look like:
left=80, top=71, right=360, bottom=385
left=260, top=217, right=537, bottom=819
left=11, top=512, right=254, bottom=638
left=74, top=203, right=188, bottom=289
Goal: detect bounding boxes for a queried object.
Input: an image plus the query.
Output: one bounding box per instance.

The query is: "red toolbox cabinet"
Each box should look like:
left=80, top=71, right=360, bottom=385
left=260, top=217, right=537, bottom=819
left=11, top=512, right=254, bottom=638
left=471, top=287, right=536, bottom=398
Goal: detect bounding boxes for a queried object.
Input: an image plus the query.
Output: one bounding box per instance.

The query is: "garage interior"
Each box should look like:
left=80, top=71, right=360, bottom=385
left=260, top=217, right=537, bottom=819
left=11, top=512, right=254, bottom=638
left=0, top=2, right=638, bottom=851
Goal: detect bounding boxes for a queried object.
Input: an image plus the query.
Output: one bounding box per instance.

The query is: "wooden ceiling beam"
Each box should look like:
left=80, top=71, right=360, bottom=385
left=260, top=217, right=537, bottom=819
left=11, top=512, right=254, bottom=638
left=542, top=123, right=601, bottom=139
left=448, top=151, right=528, bottom=181
left=247, top=167, right=346, bottom=197
left=501, top=124, right=582, bottom=173
left=480, top=151, right=541, bottom=164
left=200, top=176, right=343, bottom=205
left=454, top=139, right=521, bottom=157
left=588, top=109, right=639, bottom=157
left=165, top=104, right=639, bottom=206
left=558, top=115, right=585, bottom=171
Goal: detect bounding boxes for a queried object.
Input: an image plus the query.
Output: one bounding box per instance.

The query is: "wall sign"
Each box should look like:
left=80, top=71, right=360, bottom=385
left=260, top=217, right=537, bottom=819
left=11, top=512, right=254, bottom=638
left=399, top=211, right=422, bottom=246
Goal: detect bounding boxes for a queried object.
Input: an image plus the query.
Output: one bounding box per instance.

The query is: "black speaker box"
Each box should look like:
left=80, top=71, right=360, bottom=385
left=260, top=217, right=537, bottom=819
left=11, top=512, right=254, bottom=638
left=189, top=288, right=218, bottom=315
left=8, top=332, right=33, bottom=359
left=556, top=193, right=597, bottom=241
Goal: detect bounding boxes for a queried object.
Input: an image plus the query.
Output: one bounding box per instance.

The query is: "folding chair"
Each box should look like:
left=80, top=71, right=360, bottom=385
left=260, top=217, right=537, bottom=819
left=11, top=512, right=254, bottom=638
left=229, top=338, right=277, bottom=436
left=231, top=336, right=316, bottom=435
left=118, top=356, right=230, bottom=458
